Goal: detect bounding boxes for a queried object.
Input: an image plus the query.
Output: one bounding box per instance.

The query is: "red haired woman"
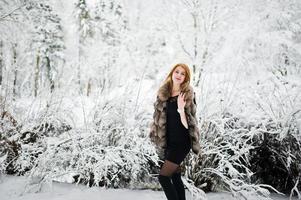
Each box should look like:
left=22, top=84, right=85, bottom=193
left=150, top=63, right=201, bottom=200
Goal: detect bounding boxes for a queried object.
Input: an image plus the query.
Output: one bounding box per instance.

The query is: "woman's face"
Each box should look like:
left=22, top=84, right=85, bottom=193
left=172, top=66, right=186, bottom=85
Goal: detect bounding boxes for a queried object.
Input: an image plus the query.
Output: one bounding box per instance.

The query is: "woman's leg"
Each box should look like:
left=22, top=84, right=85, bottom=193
left=158, top=160, right=179, bottom=200
left=171, top=167, right=186, bottom=200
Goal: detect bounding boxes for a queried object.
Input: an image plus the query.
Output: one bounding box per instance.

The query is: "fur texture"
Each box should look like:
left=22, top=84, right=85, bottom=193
left=149, top=84, right=201, bottom=159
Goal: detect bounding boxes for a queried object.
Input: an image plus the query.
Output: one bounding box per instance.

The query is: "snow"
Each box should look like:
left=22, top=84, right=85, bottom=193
left=1, top=0, right=301, bottom=199
left=0, top=175, right=295, bottom=200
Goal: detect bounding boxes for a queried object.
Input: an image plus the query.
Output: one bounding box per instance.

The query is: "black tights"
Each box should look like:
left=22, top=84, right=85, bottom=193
left=158, top=160, right=186, bottom=200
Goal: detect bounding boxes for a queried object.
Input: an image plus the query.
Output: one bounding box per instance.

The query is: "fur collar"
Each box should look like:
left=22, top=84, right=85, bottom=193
left=157, top=84, right=194, bottom=107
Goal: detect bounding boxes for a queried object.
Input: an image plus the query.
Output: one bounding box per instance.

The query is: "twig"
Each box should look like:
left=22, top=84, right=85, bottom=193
left=290, top=178, right=300, bottom=200
left=0, top=3, right=26, bottom=20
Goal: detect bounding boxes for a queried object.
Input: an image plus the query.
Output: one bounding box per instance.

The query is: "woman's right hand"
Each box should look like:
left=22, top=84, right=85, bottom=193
left=177, top=92, right=186, bottom=110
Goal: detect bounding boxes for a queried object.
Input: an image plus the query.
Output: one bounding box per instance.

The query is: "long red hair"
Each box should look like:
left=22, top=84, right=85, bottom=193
left=159, top=63, right=191, bottom=96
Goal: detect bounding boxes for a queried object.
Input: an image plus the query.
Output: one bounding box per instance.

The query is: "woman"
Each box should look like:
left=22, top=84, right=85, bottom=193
left=149, top=63, right=201, bottom=200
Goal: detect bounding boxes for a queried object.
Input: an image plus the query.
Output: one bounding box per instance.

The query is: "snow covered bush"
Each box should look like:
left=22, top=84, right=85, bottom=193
left=246, top=79, right=301, bottom=197
left=246, top=69, right=301, bottom=197
left=0, top=96, right=73, bottom=175
left=184, top=69, right=301, bottom=199
left=1, top=1, right=301, bottom=200
left=0, top=103, right=22, bottom=174
left=249, top=119, right=301, bottom=195
left=184, top=112, right=275, bottom=200
left=0, top=136, right=20, bottom=174
left=26, top=92, right=158, bottom=189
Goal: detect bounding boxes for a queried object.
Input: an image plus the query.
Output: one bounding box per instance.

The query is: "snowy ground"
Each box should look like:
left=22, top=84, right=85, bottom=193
left=0, top=175, right=295, bottom=200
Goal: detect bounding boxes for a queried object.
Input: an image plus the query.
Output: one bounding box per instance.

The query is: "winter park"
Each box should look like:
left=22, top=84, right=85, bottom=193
left=0, top=0, right=301, bottom=200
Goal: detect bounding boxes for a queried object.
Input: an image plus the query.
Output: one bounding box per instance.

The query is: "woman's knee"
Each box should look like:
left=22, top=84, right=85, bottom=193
left=159, top=160, right=179, bottom=176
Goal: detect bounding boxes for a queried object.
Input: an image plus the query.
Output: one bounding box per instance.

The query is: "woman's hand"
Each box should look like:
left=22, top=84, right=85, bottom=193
left=177, top=92, right=188, bottom=129
left=177, top=92, right=186, bottom=110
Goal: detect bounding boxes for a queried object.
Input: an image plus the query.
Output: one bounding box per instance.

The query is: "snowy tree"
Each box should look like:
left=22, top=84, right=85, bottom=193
left=74, top=0, right=93, bottom=94
left=0, top=1, right=19, bottom=89
left=0, top=0, right=26, bottom=99
left=0, top=1, right=301, bottom=199
left=26, top=1, right=65, bottom=96
left=0, top=0, right=65, bottom=98
left=168, top=0, right=238, bottom=86
left=93, top=0, right=127, bottom=46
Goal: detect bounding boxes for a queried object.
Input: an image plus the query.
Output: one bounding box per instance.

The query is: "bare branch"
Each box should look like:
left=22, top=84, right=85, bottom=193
left=0, top=3, right=26, bottom=20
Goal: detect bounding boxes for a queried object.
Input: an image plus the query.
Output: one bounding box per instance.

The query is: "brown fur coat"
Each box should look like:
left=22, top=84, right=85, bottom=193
left=149, top=84, right=201, bottom=159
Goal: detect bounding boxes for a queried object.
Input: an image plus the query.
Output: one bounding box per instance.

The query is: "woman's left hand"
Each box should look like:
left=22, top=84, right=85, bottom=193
left=177, top=92, right=186, bottom=110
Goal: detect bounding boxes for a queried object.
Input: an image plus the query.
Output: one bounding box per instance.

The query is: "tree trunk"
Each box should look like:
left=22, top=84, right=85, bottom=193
left=12, top=43, right=17, bottom=99
left=77, top=57, right=81, bottom=94
left=45, top=56, right=54, bottom=93
left=86, top=78, right=91, bottom=96
left=34, top=51, right=40, bottom=97
left=78, top=35, right=82, bottom=94
left=196, top=47, right=207, bottom=87
left=192, top=13, right=199, bottom=86
left=0, top=40, right=3, bottom=87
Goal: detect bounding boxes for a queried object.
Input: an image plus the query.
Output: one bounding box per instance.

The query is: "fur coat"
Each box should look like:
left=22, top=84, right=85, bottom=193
left=149, top=84, right=201, bottom=159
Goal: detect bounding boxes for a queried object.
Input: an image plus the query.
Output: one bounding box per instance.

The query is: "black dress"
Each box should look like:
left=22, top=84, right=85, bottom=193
left=164, top=95, right=191, bottom=165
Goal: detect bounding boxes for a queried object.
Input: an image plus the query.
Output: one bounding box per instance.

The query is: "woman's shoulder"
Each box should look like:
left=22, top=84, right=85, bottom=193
left=157, top=83, right=170, bottom=102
